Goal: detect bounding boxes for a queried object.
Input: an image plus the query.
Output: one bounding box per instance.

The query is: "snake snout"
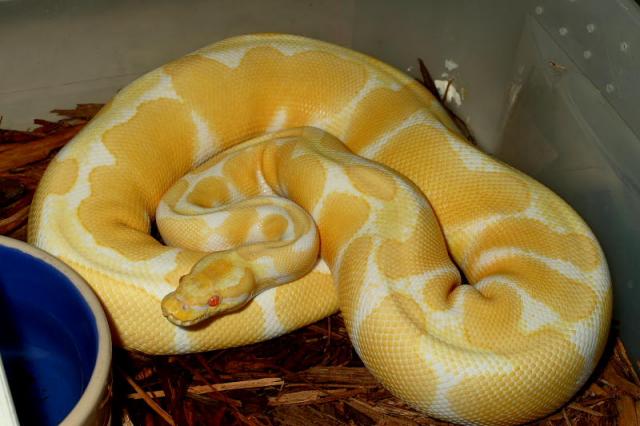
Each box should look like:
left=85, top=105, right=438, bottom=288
left=161, top=292, right=212, bottom=326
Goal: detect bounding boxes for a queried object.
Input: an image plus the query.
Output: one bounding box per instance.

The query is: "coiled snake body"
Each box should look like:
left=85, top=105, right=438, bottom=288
left=28, top=34, right=611, bottom=425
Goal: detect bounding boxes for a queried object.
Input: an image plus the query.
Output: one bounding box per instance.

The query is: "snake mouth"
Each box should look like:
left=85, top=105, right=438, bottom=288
left=161, top=293, right=213, bottom=327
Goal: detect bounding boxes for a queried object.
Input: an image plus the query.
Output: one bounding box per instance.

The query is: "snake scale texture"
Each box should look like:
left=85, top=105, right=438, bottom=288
left=28, top=34, right=612, bottom=425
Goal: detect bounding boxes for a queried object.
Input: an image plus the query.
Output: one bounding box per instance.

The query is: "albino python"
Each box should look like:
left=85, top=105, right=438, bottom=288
left=28, top=34, right=612, bottom=425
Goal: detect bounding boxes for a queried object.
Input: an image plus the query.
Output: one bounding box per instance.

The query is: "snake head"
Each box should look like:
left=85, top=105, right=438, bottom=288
left=161, top=254, right=256, bottom=327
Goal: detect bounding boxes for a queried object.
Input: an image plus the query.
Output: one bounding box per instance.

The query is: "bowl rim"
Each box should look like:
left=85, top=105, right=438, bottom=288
left=0, top=235, right=112, bottom=425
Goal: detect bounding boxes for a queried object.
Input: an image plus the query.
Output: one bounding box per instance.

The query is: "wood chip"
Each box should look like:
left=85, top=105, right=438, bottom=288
left=51, top=103, right=103, bottom=120
left=0, top=204, right=29, bottom=235
left=345, top=399, right=417, bottom=426
left=567, top=402, right=604, bottom=416
left=120, top=368, right=176, bottom=426
left=604, top=364, right=640, bottom=398
left=272, top=405, right=344, bottom=426
left=127, top=377, right=284, bottom=400
left=0, top=124, right=84, bottom=171
left=617, top=337, right=640, bottom=386
left=296, top=366, right=380, bottom=386
left=616, top=395, right=639, bottom=425
left=0, top=178, right=25, bottom=208
left=269, top=388, right=366, bottom=406
left=307, top=324, right=347, bottom=341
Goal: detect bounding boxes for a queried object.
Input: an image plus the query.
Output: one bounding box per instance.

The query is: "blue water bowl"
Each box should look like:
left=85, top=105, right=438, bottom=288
left=0, top=236, right=111, bottom=425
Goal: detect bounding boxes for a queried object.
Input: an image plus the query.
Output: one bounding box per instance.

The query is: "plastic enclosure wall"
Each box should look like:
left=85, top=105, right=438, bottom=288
left=1, top=0, right=638, bottom=362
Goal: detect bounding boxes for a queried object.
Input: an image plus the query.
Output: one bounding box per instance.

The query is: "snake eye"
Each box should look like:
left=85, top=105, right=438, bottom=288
left=208, top=295, right=221, bottom=307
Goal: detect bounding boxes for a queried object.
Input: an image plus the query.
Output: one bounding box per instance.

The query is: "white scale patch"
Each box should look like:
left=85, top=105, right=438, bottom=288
left=155, top=201, right=172, bottom=221
left=472, top=247, right=587, bottom=282
left=291, top=224, right=318, bottom=255
left=310, top=163, right=360, bottom=219
left=456, top=223, right=591, bottom=278
left=251, top=204, right=296, bottom=243
left=309, top=76, right=385, bottom=139
left=252, top=255, right=280, bottom=283
left=105, top=71, right=180, bottom=130
left=160, top=205, right=233, bottom=251
left=191, top=110, right=218, bottom=165
left=391, top=265, right=466, bottom=338
left=422, top=341, right=515, bottom=420
left=67, top=140, right=117, bottom=209
left=202, top=215, right=236, bottom=250
left=570, top=306, right=607, bottom=373
left=390, top=272, right=432, bottom=304
left=445, top=131, right=503, bottom=173
left=108, top=248, right=182, bottom=296
left=474, top=275, right=561, bottom=333
left=443, top=209, right=512, bottom=239
left=173, top=327, right=194, bottom=352
left=288, top=144, right=312, bottom=161
left=425, top=285, right=471, bottom=344
left=42, top=141, right=116, bottom=247
left=348, top=240, right=388, bottom=345
left=61, top=217, right=180, bottom=299
left=568, top=260, right=609, bottom=363
left=197, top=39, right=315, bottom=69
left=590, top=259, right=612, bottom=294
left=367, top=180, right=420, bottom=243
left=520, top=190, right=587, bottom=235
left=360, top=109, right=441, bottom=158
left=452, top=204, right=587, bottom=265
left=190, top=157, right=227, bottom=180
left=252, top=288, right=287, bottom=337
left=267, top=107, right=289, bottom=133
left=270, top=42, right=321, bottom=57
left=194, top=211, right=232, bottom=242
left=246, top=213, right=270, bottom=244
left=196, top=48, right=250, bottom=69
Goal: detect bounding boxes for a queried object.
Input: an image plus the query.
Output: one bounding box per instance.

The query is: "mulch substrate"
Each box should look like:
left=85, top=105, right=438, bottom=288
left=1, top=100, right=638, bottom=425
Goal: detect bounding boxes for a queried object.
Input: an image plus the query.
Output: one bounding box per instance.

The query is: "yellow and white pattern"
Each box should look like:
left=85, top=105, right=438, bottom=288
left=28, top=34, right=611, bottom=425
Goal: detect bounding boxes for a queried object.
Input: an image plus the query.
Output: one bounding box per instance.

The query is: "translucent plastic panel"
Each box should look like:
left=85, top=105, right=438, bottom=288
left=497, top=11, right=640, bottom=361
